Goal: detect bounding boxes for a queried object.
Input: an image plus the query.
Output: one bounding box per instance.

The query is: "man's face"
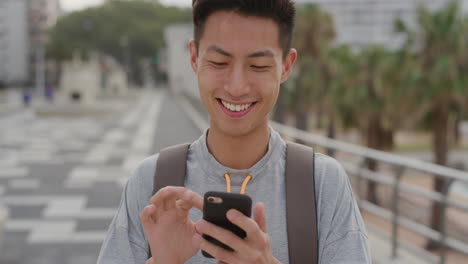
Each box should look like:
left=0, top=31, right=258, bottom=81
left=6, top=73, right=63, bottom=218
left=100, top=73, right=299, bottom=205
left=189, top=11, right=296, bottom=137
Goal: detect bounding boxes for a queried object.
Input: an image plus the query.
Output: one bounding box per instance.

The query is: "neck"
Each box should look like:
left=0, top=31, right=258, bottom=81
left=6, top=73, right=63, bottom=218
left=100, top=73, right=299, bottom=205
left=206, top=122, right=270, bottom=170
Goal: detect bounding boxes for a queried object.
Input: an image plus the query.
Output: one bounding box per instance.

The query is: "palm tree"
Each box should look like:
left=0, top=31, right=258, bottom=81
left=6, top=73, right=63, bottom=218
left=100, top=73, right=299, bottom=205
left=292, top=4, right=336, bottom=138
left=326, top=45, right=361, bottom=156
left=327, top=43, right=422, bottom=205
left=348, top=46, right=398, bottom=204
left=396, top=0, right=468, bottom=249
left=453, top=16, right=468, bottom=146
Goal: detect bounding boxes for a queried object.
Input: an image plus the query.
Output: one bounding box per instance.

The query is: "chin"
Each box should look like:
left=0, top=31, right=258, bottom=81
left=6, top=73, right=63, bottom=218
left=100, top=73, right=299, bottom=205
left=215, top=119, right=265, bottom=138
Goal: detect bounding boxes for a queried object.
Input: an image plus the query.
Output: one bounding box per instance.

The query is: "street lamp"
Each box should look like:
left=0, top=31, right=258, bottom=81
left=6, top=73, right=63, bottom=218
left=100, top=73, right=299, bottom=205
left=34, top=13, right=46, bottom=99
left=119, top=35, right=131, bottom=87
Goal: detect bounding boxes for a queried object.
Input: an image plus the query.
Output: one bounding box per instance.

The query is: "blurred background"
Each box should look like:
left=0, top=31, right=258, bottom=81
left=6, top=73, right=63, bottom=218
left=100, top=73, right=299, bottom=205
left=0, top=0, right=468, bottom=263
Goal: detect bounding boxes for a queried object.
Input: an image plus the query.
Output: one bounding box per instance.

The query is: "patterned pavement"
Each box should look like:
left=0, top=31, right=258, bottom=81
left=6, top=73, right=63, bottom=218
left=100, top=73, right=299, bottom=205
left=0, top=89, right=201, bottom=264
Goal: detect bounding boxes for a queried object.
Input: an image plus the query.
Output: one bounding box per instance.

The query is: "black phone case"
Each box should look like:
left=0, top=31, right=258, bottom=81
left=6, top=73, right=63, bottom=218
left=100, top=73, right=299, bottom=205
left=202, top=191, right=252, bottom=258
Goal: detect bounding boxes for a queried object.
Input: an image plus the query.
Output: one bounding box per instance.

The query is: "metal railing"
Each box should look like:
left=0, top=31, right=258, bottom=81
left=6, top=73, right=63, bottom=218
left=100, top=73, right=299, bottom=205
left=271, top=122, right=468, bottom=264
left=174, top=91, right=468, bottom=264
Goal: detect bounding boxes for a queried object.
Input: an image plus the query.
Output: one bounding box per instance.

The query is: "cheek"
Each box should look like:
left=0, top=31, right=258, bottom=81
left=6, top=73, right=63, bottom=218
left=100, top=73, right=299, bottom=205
left=250, top=72, right=280, bottom=97
left=199, top=67, right=225, bottom=89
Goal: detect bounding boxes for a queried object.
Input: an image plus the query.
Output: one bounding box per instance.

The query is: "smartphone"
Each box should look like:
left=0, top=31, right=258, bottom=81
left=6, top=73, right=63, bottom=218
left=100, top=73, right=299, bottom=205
left=202, top=191, right=252, bottom=258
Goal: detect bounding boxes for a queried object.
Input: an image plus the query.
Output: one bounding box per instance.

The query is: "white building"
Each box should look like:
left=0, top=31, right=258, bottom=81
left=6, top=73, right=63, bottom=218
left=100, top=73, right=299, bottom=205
left=59, top=53, right=101, bottom=104
left=0, top=0, right=61, bottom=85
left=43, top=0, right=61, bottom=28
left=0, top=0, right=29, bottom=84
left=28, top=0, right=62, bottom=88
left=299, top=0, right=468, bottom=49
left=164, top=24, right=199, bottom=100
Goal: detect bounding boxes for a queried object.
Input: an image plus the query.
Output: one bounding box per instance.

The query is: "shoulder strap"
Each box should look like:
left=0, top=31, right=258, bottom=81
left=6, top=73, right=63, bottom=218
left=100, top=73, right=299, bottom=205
left=149, top=143, right=190, bottom=258
left=285, top=142, right=318, bottom=264
left=153, top=143, right=191, bottom=195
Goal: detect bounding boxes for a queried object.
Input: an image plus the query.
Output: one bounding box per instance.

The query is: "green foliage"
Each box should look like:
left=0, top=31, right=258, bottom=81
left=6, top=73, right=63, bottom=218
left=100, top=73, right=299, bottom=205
left=291, top=1, right=468, bottom=140
left=396, top=0, right=467, bottom=134
left=47, top=0, right=191, bottom=64
left=293, top=3, right=336, bottom=107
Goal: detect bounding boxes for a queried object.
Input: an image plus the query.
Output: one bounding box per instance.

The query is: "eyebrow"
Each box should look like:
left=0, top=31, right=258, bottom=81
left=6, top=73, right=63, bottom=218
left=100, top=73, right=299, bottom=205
left=206, top=45, right=275, bottom=58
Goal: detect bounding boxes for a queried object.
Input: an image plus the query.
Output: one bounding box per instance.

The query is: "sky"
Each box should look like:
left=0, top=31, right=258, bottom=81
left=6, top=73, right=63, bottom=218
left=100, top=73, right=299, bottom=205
left=60, top=0, right=106, bottom=12
left=60, top=0, right=191, bottom=12
left=59, top=0, right=314, bottom=12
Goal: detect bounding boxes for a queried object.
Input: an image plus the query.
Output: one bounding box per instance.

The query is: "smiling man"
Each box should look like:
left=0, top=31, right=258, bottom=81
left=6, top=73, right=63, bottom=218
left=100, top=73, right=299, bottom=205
left=98, top=1, right=370, bottom=264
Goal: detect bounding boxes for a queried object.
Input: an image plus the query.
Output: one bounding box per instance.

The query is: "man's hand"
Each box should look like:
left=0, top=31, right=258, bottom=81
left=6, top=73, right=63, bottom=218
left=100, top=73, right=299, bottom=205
left=140, top=186, right=203, bottom=264
left=194, top=202, right=281, bottom=264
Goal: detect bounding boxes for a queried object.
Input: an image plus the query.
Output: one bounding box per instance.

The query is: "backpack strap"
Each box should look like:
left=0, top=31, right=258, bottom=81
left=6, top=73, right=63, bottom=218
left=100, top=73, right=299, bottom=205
left=152, top=143, right=191, bottom=195
left=285, top=142, right=318, bottom=264
left=149, top=143, right=190, bottom=259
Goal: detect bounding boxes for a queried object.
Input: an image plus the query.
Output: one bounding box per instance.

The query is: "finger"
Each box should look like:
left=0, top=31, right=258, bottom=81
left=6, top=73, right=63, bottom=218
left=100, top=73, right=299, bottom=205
left=195, top=219, right=250, bottom=254
left=149, top=186, right=187, bottom=205
left=177, top=190, right=204, bottom=211
left=227, top=209, right=264, bottom=244
left=175, top=191, right=198, bottom=220
left=140, top=204, right=157, bottom=229
left=175, top=200, right=190, bottom=219
left=149, top=186, right=187, bottom=210
left=145, top=257, right=153, bottom=264
left=187, top=191, right=204, bottom=211
left=254, top=202, right=268, bottom=233
left=195, top=232, right=237, bottom=263
left=176, top=199, right=191, bottom=211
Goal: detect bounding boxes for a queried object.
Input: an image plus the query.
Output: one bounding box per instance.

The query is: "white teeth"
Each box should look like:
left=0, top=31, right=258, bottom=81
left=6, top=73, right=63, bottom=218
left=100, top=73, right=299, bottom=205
left=221, top=100, right=252, bottom=112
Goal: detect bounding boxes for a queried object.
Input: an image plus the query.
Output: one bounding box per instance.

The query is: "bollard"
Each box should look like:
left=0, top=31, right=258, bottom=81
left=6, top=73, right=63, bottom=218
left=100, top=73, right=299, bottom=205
left=391, top=166, right=405, bottom=260
left=0, top=205, right=9, bottom=252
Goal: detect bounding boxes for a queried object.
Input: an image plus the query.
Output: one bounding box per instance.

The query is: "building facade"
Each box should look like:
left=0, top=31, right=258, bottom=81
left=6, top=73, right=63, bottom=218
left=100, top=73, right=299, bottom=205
left=164, top=24, right=199, bottom=101
left=299, top=0, right=468, bottom=49
left=0, top=0, right=29, bottom=84
left=0, top=0, right=61, bottom=86
left=28, top=0, right=62, bottom=88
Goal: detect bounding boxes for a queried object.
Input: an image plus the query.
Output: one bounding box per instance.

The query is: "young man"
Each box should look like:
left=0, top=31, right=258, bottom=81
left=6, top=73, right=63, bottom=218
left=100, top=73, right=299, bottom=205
left=98, top=0, right=370, bottom=263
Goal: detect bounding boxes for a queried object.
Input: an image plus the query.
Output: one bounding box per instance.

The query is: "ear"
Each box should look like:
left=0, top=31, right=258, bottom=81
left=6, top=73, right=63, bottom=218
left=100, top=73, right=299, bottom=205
left=189, top=39, right=198, bottom=73
left=280, top=48, right=297, bottom=83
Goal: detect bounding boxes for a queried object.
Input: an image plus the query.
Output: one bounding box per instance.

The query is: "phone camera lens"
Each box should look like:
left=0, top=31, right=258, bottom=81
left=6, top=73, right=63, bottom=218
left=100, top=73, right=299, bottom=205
left=207, top=196, right=222, bottom=204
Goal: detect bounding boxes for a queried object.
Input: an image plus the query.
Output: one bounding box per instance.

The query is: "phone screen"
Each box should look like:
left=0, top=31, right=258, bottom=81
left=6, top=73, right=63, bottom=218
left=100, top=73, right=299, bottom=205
left=202, top=191, right=252, bottom=258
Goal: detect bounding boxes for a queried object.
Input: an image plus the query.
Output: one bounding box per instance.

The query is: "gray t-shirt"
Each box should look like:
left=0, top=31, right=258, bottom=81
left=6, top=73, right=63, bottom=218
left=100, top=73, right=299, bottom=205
left=98, top=128, right=371, bottom=263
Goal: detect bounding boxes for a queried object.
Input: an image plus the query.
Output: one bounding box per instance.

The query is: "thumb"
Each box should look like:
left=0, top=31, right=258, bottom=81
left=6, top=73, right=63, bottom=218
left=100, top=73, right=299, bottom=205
left=254, top=202, right=267, bottom=233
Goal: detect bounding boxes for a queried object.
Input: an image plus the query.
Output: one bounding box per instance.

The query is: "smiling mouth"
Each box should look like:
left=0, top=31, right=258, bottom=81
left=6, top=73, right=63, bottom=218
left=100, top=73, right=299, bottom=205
left=216, top=98, right=257, bottom=117
left=218, top=99, right=254, bottom=111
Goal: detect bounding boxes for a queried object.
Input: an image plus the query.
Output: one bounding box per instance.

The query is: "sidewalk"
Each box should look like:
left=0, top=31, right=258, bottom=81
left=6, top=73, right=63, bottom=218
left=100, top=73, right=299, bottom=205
left=0, top=88, right=203, bottom=264
left=367, top=226, right=437, bottom=264
left=0, top=88, right=23, bottom=116
left=363, top=210, right=468, bottom=264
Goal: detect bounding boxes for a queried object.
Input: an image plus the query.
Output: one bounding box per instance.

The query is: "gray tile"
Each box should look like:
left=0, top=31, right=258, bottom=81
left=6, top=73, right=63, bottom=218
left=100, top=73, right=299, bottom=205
left=76, top=219, right=113, bottom=232
left=8, top=205, right=46, bottom=219
left=85, top=182, right=123, bottom=208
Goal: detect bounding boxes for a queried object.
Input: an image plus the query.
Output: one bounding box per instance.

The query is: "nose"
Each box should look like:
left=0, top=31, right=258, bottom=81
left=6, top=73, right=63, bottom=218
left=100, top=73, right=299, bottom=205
left=224, top=63, right=251, bottom=98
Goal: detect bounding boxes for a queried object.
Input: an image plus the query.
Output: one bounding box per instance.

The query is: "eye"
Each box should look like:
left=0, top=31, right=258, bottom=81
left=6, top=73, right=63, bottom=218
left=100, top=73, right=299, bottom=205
left=209, top=61, right=228, bottom=67
left=251, top=65, right=271, bottom=70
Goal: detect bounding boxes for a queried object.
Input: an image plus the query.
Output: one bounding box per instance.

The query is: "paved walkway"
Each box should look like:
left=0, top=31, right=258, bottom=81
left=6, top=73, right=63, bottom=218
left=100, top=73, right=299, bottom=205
left=0, top=88, right=200, bottom=264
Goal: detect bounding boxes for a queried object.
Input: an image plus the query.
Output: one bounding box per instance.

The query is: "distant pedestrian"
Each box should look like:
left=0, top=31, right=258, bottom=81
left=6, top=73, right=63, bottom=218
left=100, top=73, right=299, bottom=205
left=45, top=85, right=54, bottom=103
left=22, top=88, right=31, bottom=107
